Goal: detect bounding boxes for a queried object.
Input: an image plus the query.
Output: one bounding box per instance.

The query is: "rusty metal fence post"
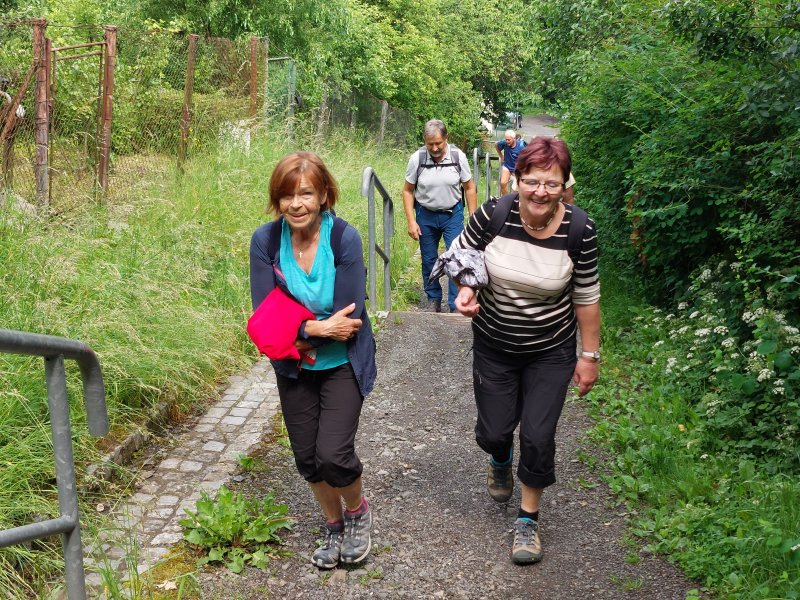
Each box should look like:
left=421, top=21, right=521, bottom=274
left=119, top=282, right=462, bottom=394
left=178, top=34, right=199, bottom=171
left=249, top=36, right=258, bottom=119
left=98, top=25, right=116, bottom=196
left=33, top=18, right=49, bottom=207
left=0, top=328, right=109, bottom=600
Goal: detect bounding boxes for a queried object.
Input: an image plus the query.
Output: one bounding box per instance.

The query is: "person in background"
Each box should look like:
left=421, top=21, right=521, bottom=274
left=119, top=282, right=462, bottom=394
left=249, top=152, right=376, bottom=569
left=450, top=137, right=601, bottom=565
left=563, top=172, right=576, bottom=204
left=403, top=119, right=478, bottom=312
left=496, top=129, right=527, bottom=195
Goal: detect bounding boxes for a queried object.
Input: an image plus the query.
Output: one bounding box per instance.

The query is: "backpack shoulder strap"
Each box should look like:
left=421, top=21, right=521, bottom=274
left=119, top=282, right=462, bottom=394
left=450, top=147, right=461, bottom=174
left=480, top=193, right=516, bottom=249
left=330, top=216, right=348, bottom=264
left=267, top=217, right=283, bottom=264
left=567, top=204, right=588, bottom=266
left=416, top=147, right=427, bottom=180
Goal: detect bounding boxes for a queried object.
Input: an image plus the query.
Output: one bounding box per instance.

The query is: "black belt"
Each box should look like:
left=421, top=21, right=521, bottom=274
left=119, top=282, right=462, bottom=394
left=423, top=204, right=458, bottom=214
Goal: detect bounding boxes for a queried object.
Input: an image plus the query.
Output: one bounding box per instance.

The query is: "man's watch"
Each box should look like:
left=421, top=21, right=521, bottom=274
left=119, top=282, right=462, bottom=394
left=581, top=350, right=601, bottom=362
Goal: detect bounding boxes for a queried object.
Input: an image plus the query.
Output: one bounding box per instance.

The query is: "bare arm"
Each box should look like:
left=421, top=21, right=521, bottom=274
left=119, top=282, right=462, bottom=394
left=573, top=302, right=601, bottom=396
left=402, top=180, right=421, bottom=240
left=462, top=178, right=477, bottom=216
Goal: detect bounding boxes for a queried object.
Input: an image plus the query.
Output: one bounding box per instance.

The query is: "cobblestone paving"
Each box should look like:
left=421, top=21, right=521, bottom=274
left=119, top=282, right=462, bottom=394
left=86, top=359, right=280, bottom=579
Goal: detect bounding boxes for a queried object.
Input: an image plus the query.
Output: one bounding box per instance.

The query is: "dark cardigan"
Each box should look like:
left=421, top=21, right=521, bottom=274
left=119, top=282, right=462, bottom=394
left=249, top=217, right=377, bottom=397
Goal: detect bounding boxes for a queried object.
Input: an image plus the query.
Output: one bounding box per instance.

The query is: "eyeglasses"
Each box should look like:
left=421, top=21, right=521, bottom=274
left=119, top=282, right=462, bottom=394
left=519, top=179, right=563, bottom=192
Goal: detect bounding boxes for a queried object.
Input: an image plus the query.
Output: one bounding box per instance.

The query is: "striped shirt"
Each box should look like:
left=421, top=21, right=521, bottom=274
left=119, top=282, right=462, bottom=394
left=450, top=199, right=600, bottom=354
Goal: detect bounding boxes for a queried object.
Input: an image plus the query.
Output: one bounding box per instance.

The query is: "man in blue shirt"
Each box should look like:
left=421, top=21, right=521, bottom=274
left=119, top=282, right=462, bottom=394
left=496, top=129, right=527, bottom=195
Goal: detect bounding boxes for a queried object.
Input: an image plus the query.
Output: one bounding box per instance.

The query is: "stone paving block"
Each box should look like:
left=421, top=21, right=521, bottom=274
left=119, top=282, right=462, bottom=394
left=193, top=423, right=215, bottom=433
left=237, top=400, right=261, bottom=409
left=221, top=415, right=246, bottom=425
left=217, top=400, right=237, bottom=408
left=150, top=531, right=183, bottom=546
left=229, top=407, right=253, bottom=417
left=179, top=460, right=204, bottom=472
left=202, top=440, right=226, bottom=452
left=198, top=416, right=222, bottom=425
left=131, top=492, right=154, bottom=504
left=159, top=458, right=181, bottom=470
left=157, top=495, right=180, bottom=506
left=206, top=407, right=228, bottom=418
left=199, top=479, right=226, bottom=492
left=218, top=424, right=240, bottom=433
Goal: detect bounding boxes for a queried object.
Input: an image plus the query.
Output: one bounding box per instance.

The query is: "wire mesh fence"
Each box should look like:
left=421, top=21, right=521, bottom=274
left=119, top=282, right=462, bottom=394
left=1, top=20, right=414, bottom=211
left=0, top=20, right=38, bottom=206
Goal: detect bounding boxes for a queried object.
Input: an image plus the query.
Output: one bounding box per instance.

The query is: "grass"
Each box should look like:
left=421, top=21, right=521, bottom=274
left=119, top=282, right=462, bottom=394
left=588, top=262, right=800, bottom=599
left=0, top=122, right=416, bottom=598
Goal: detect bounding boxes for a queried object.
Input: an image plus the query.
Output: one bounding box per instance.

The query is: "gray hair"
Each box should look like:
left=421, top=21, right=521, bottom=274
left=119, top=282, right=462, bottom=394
left=423, top=119, right=448, bottom=139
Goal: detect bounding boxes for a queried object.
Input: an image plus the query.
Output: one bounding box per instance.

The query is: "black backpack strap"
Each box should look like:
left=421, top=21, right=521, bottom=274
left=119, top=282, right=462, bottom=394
left=415, top=147, right=427, bottom=181
left=330, top=216, right=347, bottom=265
left=480, top=193, right=517, bottom=249
left=567, top=204, right=589, bottom=267
left=267, top=217, right=284, bottom=264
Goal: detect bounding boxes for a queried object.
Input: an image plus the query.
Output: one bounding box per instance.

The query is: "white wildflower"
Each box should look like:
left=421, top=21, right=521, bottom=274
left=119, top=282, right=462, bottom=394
left=772, top=386, right=785, bottom=396
left=730, top=353, right=740, bottom=359
left=665, top=314, right=675, bottom=320
left=678, top=302, right=688, bottom=310
left=700, top=454, right=709, bottom=459
left=713, top=326, right=728, bottom=335
left=690, top=311, right=700, bottom=319
left=785, top=325, right=799, bottom=335
left=677, top=326, right=690, bottom=335
left=721, top=338, right=736, bottom=349
left=654, top=340, right=665, bottom=347
left=697, top=268, right=712, bottom=282
left=730, top=262, right=742, bottom=271
left=742, top=311, right=755, bottom=324
left=757, top=368, right=773, bottom=382
left=695, top=329, right=710, bottom=338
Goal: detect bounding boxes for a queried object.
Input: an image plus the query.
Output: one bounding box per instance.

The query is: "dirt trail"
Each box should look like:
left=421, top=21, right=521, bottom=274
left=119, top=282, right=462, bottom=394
left=206, top=311, right=698, bottom=599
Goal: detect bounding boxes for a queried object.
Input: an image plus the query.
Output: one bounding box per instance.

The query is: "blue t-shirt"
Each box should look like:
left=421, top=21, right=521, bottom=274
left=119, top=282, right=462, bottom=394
left=497, top=138, right=526, bottom=171
left=280, top=212, right=349, bottom=370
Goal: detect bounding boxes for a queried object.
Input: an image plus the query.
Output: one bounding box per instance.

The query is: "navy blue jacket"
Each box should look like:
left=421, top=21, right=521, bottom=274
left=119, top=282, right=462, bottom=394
left=249, top=217, right=377, bottom=397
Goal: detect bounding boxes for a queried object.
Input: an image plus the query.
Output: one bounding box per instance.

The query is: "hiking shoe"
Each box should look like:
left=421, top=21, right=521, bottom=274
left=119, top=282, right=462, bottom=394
left=311, top=523, right=343, bottom=569
left=487, top=461, right=514, bottom=503
left=511, top=518, right=542, bottom=565
left=340, top=505, right=372, bottom=564
left=425, top=299, right=442, bottom=313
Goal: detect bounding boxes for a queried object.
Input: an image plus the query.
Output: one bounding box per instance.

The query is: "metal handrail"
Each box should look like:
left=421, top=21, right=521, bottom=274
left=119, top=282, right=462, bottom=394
left=360, top=167, right=394, bottom=313
left=0, top=328, right=109, bottom=600
left=472, top=147, right=501, bottom=203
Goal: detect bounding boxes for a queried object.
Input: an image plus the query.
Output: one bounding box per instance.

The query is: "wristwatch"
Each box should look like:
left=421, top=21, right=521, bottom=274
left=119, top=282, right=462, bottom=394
left=581, top=350, right=601, bottom=362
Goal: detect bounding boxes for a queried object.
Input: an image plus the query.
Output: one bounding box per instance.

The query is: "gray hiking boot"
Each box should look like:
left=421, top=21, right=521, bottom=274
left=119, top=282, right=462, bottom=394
left=511, top=518, right=542, bottom=565
left=311, top=523, right=343, bottom=569
left=487, top=461, right=514, bottom=503
left=340, top=505, right=372, bottom=564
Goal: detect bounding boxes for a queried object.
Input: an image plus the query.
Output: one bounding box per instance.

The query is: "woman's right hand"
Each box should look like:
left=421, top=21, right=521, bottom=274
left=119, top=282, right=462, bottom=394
left=455, top=285, right=480, bottom=317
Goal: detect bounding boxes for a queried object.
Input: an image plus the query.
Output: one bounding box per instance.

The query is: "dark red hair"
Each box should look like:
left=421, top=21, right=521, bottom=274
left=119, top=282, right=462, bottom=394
left=514, top=137, right=572, bottom=183
left=267, top=151, right=339, bottom=214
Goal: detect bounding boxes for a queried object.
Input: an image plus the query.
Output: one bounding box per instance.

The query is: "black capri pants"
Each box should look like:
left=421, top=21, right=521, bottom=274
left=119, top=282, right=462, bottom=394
left=275, top=363, right=364, bottom=488
left=472, top=335, right=577, bottom=489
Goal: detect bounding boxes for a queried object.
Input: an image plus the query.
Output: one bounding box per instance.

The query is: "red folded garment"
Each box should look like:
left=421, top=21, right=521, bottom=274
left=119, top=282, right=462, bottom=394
left=247, top=286, right=317, bottom=364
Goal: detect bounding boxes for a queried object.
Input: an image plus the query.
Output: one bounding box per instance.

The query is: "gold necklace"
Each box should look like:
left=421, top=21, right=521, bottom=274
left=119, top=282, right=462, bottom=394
left=519, top=206, right=556, bottom=231
left=294, top=228, right=320, bottom=258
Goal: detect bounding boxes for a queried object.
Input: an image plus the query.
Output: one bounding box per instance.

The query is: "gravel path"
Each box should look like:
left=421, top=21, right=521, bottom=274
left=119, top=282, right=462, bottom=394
left=203, top=311, right=698, bottom=599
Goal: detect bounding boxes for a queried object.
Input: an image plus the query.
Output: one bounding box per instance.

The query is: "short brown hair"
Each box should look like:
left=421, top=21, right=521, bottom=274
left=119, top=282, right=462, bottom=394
left=267, top=151, right=339, bottom=214
left=515, top=137, right=572, bottom=183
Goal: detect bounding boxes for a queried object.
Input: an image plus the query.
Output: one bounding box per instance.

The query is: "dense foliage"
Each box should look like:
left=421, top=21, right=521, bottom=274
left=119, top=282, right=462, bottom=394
left=530, top=0, right=800, bottom=472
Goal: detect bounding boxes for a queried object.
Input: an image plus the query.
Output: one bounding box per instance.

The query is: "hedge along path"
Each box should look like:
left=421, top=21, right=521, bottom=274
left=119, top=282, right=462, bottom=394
left=84, top=359, right=280, bottom=584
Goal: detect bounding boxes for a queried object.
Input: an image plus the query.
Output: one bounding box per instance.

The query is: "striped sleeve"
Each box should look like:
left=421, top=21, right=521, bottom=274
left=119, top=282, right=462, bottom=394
left=572, top=216, right=600, bottom=305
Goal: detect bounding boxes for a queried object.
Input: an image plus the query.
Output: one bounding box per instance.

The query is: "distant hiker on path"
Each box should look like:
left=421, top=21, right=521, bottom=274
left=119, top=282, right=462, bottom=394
left=496, top=129, right=527, bottom=195
left=449, top=137, right=601, bottom=565
left=403, top=119, right=478, bottom=312
left=249, top=152, right=377, bottom=569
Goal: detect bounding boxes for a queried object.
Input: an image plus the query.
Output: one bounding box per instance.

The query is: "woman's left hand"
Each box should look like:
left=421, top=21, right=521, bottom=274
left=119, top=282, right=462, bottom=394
left=573, top=357, right=599, bottom=396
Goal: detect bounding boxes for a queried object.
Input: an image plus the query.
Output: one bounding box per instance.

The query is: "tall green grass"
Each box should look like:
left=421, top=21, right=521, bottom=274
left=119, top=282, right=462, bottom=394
left=588, top=263, right=800, bottom=599
left=0, top=124, right=414, bottom=598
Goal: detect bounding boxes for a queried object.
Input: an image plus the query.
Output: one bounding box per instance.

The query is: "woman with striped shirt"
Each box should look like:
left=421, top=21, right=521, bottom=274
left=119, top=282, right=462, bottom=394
left=450, top=137, right=601, bottom=565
